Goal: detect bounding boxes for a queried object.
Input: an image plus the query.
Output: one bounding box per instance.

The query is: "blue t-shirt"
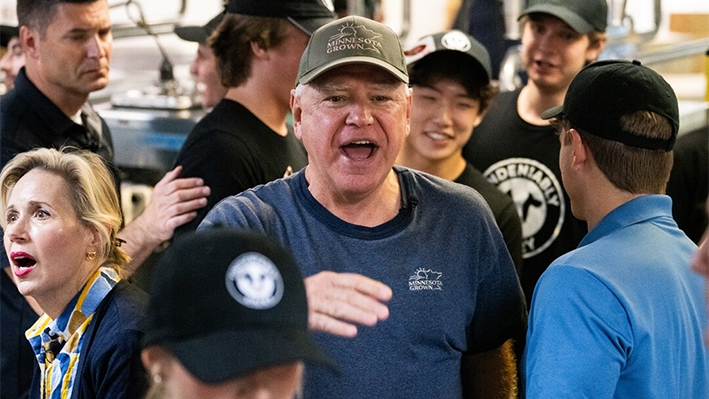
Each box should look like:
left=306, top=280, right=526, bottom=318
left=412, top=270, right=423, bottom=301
left=523, top=195, right=709, bottom=398
left=202, top=166, right=526, bottom=399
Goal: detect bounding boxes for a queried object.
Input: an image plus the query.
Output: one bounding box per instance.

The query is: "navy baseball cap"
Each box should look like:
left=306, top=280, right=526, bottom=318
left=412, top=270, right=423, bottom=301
left=227, top=0, right=337, bottom=35
left=542, top=59, right=679, bottom=151
left=520, top=0, right=608, bottom=34
left=142, top=228, right=336, bottom=383
left=0, top=25, right=19, bottom=47
left=174, top=12, right=225, bottom=44
left=404, top=30, right=492, bottom=83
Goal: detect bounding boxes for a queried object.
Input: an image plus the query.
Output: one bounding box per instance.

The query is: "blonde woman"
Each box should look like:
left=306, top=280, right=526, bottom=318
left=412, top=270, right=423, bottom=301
left=1, top=147, right=148, bottom=399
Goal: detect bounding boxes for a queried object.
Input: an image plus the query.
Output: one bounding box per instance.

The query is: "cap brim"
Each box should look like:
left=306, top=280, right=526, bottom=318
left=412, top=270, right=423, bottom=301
left=288, top=17, right=336, bottom=36
left=299, top=56, right=409, bottom=85
left=0, top=25, right=19, bottom=48
left=174, top=26, right=208, bottom=43
left=519, top=4, right=593, bottom=34
left=541, top=105, right=564, bottom=120
left=167, top=328, right=337, bottom=384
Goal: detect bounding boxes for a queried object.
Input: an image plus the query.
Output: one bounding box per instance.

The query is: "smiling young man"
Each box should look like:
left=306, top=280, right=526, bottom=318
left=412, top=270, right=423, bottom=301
left=174, top=11, right=228, bottom=110
left=462, top=0, right=608, bottom=304
left=201, top=16, right=526, bottom=399
left=398, top=30, right=523, bottom=273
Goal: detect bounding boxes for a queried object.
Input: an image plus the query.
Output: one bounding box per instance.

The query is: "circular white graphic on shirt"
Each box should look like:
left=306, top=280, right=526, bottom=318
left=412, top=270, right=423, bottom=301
left=441, top=31, right=471, bottom=52
left=483, top=158, right=566, bottom=258
left=225, top=252, right=284, bottom=310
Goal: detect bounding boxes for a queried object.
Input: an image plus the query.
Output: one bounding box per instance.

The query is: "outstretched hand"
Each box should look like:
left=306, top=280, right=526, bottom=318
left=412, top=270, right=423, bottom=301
left=305, top=271, right=392, bottom=338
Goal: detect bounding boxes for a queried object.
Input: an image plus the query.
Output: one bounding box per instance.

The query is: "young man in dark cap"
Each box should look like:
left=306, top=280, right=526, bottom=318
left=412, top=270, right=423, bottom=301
left=141, top=228, right=334, bottom=399
left=523, top=59, right=709, bottom=397
left=398, top=29, right=523, bottom=273
left=172, top=0, right=336, bottom=238
left=463, top=0, right=608, bottom=304
left=202, top=15, right=526, bottom=399
left=174, top=12, right=227, bottom=110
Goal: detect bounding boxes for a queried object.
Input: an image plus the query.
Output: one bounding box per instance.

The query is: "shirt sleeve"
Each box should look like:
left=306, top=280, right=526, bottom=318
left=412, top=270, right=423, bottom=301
left=523, top=265, right=632, bottom=398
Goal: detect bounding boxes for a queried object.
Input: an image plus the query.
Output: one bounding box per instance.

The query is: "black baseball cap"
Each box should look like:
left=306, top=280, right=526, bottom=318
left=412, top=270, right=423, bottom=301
left=542, top=59, right=679, bottom=151
left=519, top=0, right=608, bottom=34
left=404, top=30, right=492, bottom=83
left=0, top=25, right=19, bottom=48
left=227, top=0, right=337, bottom=35
left=297, top=15, right=408, bottom=85
left=142, top=228, right=336, bottom=383
left=174, top=12, right=225, bottom=44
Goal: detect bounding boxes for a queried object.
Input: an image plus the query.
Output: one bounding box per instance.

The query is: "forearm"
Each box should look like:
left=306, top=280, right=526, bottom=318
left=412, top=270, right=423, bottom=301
left=117, top=216, right=164, bottom=275
left=461, top=339, right=517, bottom=399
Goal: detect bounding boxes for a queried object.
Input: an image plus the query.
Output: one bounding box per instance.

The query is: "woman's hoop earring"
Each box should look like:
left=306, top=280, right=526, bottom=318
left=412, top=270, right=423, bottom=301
left=86, top=251, right=97, bottom=261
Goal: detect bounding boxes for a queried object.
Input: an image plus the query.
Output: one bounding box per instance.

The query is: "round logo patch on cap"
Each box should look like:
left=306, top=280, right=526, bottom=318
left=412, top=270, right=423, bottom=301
left=440, top=31, right=471, bottom=52
left=225, top=252, right=284, bottom=310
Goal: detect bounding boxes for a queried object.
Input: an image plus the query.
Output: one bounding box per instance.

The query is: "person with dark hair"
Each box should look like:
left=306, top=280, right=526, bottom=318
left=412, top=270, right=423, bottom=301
left=2, top=148, right=148, bottom=399
left=523, top=60, right=709, bottom=397
left=462, top=0, right=608, bottom=304
left=0, top=1, right=209, bottom=397
left=202, top=16, right=526, bottom=398
left=141, top=228, right=334, bottom=399
left=398, top=30, right=523, bottom=274
left=171, top=0, right=336, bottom=238
left=174, top=11, right=227, bottom=110
left=0, top=25, right=23, bottom=93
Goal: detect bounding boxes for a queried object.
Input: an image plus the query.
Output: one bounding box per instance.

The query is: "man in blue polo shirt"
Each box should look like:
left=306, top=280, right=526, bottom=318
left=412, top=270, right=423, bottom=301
left=523, top=59, right=709, bottom=398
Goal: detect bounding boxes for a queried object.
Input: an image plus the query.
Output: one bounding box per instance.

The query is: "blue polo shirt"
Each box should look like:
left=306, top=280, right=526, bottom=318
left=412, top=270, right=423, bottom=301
left=523, top=195, right=709, bottom=398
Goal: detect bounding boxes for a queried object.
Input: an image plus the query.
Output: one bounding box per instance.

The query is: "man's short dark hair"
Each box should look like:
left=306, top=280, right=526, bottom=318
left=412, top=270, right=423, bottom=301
left=409, top=51, right=498, bottom=113
left=17, top=0, right=99, bottom=36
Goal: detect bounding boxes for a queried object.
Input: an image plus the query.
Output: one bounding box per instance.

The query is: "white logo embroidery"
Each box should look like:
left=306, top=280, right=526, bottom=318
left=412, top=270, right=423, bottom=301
left=440, top=31, right=471, bottom=52
left=483, top=158, right=566, bottom=258
left=225, top=252, right=284, bottom=309
left=326, top=22, right=383, bottom=55
left=408, top=268, right=443, bottom=291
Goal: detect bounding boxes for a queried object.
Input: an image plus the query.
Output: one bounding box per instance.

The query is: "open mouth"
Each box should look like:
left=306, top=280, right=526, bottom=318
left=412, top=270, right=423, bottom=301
left=11, top=252, right=37, bottom=276
left=425, top=132, right=453, bottom=141
left=342, top=140, right=377, bottom=160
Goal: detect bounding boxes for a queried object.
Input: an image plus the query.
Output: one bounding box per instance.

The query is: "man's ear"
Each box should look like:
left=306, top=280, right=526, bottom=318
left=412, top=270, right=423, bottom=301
left=569, top=128, right=588, bottom=169
left=291, top=89, right=303, bottom=140
left=19, top=25, right=39, bottom=59
left=250, top=40, right=269, bottom=60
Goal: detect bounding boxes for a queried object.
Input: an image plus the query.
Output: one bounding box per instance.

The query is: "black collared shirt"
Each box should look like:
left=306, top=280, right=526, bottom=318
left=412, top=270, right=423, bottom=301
left=0, top=67, right=117, bottom=174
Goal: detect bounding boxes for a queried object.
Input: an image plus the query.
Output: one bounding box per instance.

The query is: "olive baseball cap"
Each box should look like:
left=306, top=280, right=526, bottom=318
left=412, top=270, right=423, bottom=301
left=404, top=30, right=492, bottom=83
left=142, top=228, right=336, bottom=383
left=174, top=12, right=224, bottom=44
left=297, top=15, right=409, bottom=85
left=519, top=0, right=608, bottom=34
left=227, top=0, right=337, bottom=35
left=542, top=59, right=679, bottom=151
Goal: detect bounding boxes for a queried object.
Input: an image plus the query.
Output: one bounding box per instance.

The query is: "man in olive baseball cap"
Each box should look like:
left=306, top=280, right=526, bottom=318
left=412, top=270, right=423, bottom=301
left=200, top=14, right=526, bottom=399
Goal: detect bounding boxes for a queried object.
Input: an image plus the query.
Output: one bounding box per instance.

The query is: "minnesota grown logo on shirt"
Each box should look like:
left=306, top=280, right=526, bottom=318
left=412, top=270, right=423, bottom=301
left=408, top=268, right=443, bottom=291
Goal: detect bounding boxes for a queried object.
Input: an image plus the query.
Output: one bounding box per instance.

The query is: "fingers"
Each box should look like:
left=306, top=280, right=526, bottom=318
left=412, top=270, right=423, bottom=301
left=305, top=272, right=392, bottom=338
